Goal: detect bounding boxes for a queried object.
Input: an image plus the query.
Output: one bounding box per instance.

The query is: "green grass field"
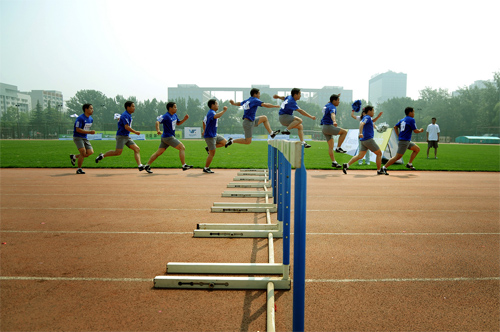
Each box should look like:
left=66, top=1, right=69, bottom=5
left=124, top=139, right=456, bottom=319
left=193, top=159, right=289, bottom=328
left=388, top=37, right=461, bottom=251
left=0, top=140, right=499, bottom=171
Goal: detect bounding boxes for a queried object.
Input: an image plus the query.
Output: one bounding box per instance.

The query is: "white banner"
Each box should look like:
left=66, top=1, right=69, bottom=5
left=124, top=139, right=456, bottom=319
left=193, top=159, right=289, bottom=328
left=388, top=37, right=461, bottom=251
left=184, top=127, right=201, bottom=139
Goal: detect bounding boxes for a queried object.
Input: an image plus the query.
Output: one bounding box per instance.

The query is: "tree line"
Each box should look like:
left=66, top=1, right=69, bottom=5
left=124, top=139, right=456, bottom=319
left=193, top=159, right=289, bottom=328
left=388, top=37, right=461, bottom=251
left=1, top=72, right=498, bottom=140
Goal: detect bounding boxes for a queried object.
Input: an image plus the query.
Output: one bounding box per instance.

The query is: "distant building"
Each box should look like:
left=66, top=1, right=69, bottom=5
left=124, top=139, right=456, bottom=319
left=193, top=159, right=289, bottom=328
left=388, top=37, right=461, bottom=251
left=167, top=84, right=353, bottom=108
left=368, top=71, right=407, bottom=105
left=0, top=83, right=32, bottom=116
left=28, top=90, right=63, bottom=110
left=452, top=80, right=493, bottom=97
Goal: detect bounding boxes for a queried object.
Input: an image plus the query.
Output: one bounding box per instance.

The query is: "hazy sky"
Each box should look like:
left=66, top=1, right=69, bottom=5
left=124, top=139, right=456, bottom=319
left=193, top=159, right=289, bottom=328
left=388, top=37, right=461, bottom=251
left=1, top=0, right=498, bottom=103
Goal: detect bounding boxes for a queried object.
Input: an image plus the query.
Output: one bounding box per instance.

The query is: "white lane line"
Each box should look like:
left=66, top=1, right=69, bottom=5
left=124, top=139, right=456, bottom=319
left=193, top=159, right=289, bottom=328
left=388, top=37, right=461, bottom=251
left=306, top=277, right=500, bottom=283
left=1, top=207, right=497, bottom=213
left=307, top=232, right=500, bottom=236
left=0, top=230, right=192, bottom=235
left=1, top=207, right=207, bottom=211
left=1, top=276, right=497, bottom=283
left=0, top=276, right=152, bottom=282
left=1, top=230, right=497, bottom=236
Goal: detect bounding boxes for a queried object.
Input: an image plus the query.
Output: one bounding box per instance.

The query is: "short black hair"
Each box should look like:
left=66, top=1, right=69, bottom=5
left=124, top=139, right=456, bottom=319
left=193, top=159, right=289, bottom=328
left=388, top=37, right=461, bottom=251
left=405, top=107, right=414, bottom=115
left=364, top=105, right=374, bottom=113
left=82, top=103, right=92, bottom=112
left=124, top=101, right=134, bottom=109
left=250, top=88, right=260, bottom=97
left=207, top=99, right=217, bottom=109
left=432, top=117, right=436, bottom=120
left=330, top=94, right=339, bottom=103
left=166, top=102, right=176, bottom=110
left=291, top=88, right=301, bottom=97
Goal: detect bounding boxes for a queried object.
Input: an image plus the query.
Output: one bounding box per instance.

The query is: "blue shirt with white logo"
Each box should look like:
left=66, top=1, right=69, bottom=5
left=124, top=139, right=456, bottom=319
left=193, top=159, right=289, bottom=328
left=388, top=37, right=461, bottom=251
left=240, top=97, right=263, bottom=122
left=320, top=102, right=336, bottom=125
left=279, top=95, right=299, bottom=115
left=395, top=116, right=417, bottom=141
left=360, top=115, right=374, bottom=141
left=73, top=114, right=93, bottom=138
left=158, top=112, right=179, bottom=138
left=117, top=111, right=133, bottom=136
left=203, top=109, right=218, bottom=138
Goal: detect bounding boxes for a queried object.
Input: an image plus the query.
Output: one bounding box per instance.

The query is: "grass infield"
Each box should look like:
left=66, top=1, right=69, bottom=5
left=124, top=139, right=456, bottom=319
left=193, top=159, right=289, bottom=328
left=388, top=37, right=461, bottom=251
left=0, top=140, right=499, bottom=171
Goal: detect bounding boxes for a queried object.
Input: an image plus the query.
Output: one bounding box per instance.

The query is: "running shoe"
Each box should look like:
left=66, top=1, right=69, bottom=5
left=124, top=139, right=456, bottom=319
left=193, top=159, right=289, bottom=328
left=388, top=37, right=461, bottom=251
left=70, top=154, right=76, bottom=166
left=95, top=153, right=104, bottom=163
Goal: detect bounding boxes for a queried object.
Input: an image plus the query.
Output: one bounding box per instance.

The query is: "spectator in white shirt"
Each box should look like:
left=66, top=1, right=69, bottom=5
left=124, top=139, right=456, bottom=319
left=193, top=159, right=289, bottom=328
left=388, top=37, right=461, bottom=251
left=426, top=117, right=440, bottom=159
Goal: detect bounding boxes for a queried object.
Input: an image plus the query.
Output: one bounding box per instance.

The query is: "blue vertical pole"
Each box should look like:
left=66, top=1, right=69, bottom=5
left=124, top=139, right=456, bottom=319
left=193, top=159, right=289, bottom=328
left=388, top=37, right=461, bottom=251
left=272, top=146, right=278, bottom=205
left=293, top=145, right=307, bottom=332
left=283, top=156, right=291, bottom=266
left=277, top=152, right=284, bottom=222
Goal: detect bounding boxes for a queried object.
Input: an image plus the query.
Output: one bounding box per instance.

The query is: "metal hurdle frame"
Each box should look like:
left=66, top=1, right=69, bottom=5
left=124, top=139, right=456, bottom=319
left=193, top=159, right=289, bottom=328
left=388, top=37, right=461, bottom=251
left=154, top=140, right=307, bottom=332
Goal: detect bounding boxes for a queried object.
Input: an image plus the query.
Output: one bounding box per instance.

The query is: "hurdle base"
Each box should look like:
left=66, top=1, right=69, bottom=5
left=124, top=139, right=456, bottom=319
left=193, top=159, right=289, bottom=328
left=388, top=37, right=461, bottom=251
left=222, top=191, right=272, bottom=198
left=154, top=276, right=291, bottom=290
left=193, top=229, right=282, bottom=238
left=227, top=182, right=270, bottom=188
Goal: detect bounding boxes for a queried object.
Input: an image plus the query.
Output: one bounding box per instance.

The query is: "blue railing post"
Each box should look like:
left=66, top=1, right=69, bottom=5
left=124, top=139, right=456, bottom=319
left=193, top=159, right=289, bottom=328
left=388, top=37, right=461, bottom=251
left=293, top=145, right=307, bottom=332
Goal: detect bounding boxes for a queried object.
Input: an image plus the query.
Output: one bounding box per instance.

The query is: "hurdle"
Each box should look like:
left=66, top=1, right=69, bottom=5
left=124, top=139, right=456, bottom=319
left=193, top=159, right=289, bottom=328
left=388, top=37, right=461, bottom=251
left=154, top=140, right=307, bottom=332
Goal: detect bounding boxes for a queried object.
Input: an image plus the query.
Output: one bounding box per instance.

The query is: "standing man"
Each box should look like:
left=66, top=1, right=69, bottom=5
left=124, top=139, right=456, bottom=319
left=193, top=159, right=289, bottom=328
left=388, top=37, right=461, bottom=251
left=229, top=88, right=281, bottom=146
left=426, top=117, right=440, bottom=159
left=142, top=101, right=193, bottom=173
left=70, top=103, right=95, bottom=174
left=382, top=107, right=424, bottom=174
left=202, top=99, right=230, bottom=173
left=321, top=93, right=348, bottom=168
left=273, top=88, right=317, bottom=148
left=95, top=101, right=144, bottom=170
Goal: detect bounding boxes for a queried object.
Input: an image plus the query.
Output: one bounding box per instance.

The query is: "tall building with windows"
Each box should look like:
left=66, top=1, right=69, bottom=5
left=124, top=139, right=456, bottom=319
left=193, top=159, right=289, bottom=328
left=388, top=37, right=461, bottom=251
left=28, top=90, right=63, bottom=110
left=0, top=83, right=32, bottom=116
left=368, top=71, right=407, bottom=105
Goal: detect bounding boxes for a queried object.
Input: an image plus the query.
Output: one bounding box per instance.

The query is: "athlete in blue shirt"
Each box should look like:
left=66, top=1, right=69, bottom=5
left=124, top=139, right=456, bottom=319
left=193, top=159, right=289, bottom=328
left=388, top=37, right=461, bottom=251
left=143, top=101, right=192, bottom=173
left=321, top=93, right=348, bottom=167
left=202, top=99, right=230, bottom=173
left=229, top=88, right=280, bottom=145
left=95, top=101, right=145, bottom=171
left=382, top=107, right=424, bottom=174
left=70, top=103, right=95, bottom=174
left=342, top=106, right=386, bottom=175
left=273, top=88, right=317, bottom=148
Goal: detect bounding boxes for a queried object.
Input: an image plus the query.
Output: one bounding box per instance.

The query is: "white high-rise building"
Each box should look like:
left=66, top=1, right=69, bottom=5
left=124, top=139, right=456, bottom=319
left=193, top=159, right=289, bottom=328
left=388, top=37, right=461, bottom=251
left=369, top=71, right=407, bottom=105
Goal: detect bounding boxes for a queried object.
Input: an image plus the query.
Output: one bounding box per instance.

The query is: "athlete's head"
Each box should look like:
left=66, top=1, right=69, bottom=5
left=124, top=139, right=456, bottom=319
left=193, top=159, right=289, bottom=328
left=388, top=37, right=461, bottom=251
left=364, top=105, right=374, bottom=116
left=291, top=88, right=301, bottom=100
left=250, top=88, right=260, bottom=97
left=431, top=117, right=437, bottom=124
left=82, top=103, right=92, bottom=112
left=208, top=99, right=218, bottom=110
left=405, top=107, right=414, bottom=116
left=329, top=94, right=339, bottom=103
left=124, top=101, right=135, bottom=113
left=166, top=102, right=177, bottom=113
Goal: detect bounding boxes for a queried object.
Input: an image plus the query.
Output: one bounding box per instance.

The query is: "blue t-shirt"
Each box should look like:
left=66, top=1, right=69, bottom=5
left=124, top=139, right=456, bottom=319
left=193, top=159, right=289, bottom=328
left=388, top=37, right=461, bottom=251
left=240, top=97, right=263, bottom=122
left=158, top=112, right=179, bottom=138
left=279, top=95, right=299, bottom=115
left=203, top=109, right=218, bottom=138
left=360, top=115, right=374, bottom=141
left=320, top=102, right=336, bottom=125
left=395, top=116, right=417, bottom=141
left=73, top=114, right=93, bottom=138
left=117, top=111, right=133, bottom=136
